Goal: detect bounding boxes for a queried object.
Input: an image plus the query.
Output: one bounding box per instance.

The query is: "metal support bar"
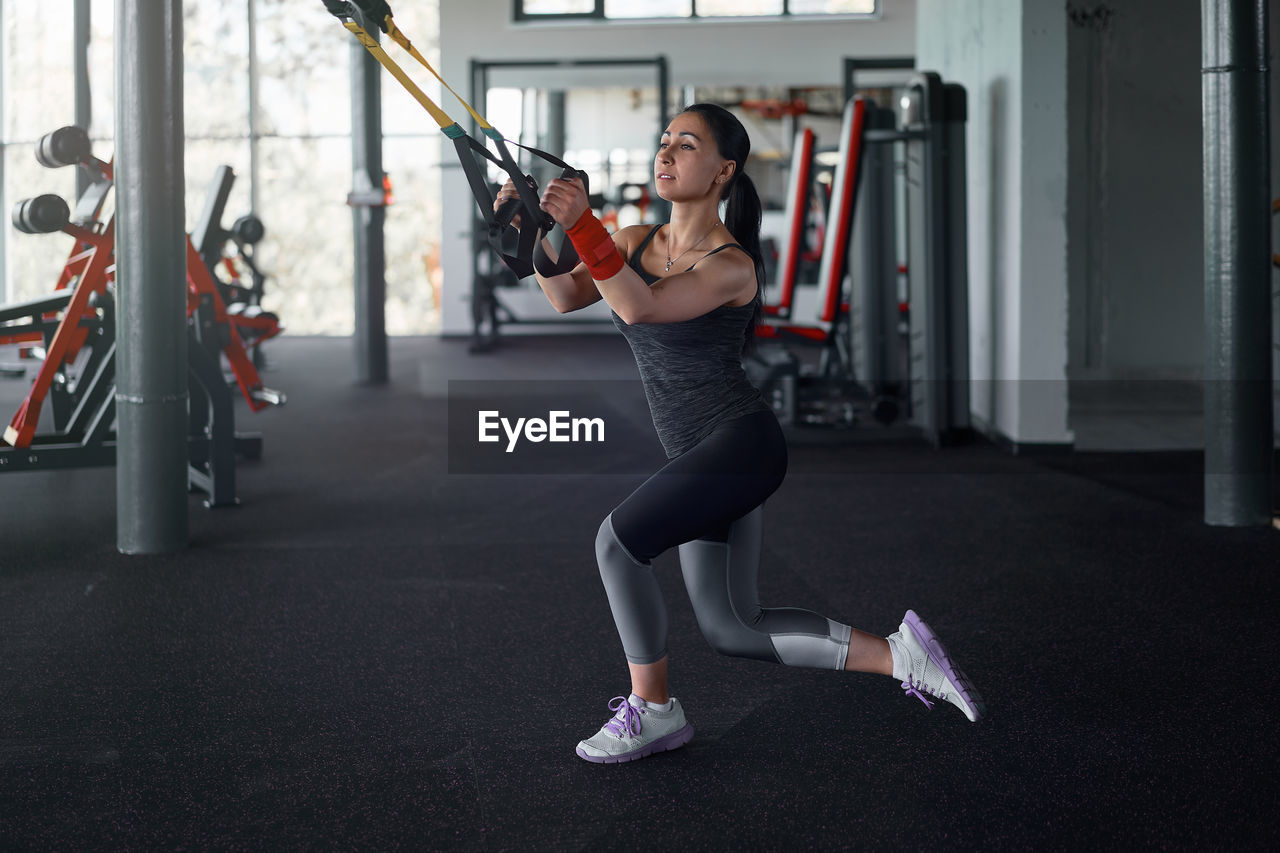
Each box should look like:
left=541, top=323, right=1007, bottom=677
left=351, top=27, right=387, bottom=385
left=843, top=56, right=916, bottom=109
left=186, top=331, right=238, bottom=508
left=247, top=0, right=261, bottom=216
left=849, top=102, right=898, bottom=395
left=74, top=0, right=92, bottom=200
left=903, top=73, right=948, bottom=446
left=1202, top=0, right=1275, bottom=526
left=863, top=129, right=928, bottom=143
left=941, top=83, right=971, bottom=435
left=538, top=90, right=566, bottom=188
left=655, top=55, right=671, bottom=223
left=0, top=0, right=7, bottom=303
left=114, top=0, right=189, bottom=553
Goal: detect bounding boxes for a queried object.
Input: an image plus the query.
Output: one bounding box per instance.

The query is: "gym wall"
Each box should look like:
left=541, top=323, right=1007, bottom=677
left=1066, top=0, right=1205, bottom=380
left=916, top=0, right=1073, bottom=446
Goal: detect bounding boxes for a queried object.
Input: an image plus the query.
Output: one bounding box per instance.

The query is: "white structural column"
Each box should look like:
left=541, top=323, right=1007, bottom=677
left=917, top=0, right=1072, bottom=447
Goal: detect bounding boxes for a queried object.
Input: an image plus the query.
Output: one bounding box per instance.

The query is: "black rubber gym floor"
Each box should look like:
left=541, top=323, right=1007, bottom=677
left=2, top=335, right=1277, bottom=850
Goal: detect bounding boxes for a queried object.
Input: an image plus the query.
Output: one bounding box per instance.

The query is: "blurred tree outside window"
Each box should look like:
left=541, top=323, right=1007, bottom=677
left=0, top=0, right=442, bottom=335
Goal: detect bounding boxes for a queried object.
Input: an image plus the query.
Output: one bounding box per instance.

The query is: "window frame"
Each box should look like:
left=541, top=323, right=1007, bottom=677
left=514, top=1, right=602, bottom=23
left=512, top=1, right=880, bottom=23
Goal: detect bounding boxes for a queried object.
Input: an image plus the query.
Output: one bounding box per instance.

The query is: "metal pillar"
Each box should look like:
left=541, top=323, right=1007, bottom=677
left=1202, top=0, right=1274, bottom=526
left=849, top=103, right=899, bottom=396
left=74, top=0, right=92, bottom=200
left=941, top=83, right=971, bottom=436
left=538, top=90, right=566, bottom=188
left=902, top=73, right=948, bottom=446
left=115, top=0, right=189, bottom=553
left=247, top=0, right=261, bottom=215
left=351, top=27, right=387, bottom=385
left=0, top=0, right=6, bottom=303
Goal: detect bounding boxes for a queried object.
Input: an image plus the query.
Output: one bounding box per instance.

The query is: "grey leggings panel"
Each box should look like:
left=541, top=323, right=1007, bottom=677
left=596, top=411, right=851, bottom=669
left=596, top=507, right=850, bottom=668
left=678, top=507, right=852, bottom=670
left=596, top=515, right=669, bottom=665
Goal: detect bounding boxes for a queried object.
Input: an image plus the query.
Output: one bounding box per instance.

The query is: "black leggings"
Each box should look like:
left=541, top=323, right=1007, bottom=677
left=596, top=410, right=852, bottom=669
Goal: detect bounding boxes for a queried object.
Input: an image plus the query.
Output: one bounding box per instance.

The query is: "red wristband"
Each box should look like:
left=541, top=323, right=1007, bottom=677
left=565, top=209, right=624, bottom=280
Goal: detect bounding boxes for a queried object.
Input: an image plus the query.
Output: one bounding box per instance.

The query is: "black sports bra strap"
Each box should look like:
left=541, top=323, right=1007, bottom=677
left=687, top=242, right=749, bottom=271
left=631, top=229, right=753, bottom=277
left=698, top=243, right=746, bottom=261
left=690, top=243, right=762, bottom=299
left=633, top=224, right=663, bottom=257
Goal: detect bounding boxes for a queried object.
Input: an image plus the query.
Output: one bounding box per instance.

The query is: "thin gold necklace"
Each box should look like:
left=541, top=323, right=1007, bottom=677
left=665, top=222, right=719, bottom=272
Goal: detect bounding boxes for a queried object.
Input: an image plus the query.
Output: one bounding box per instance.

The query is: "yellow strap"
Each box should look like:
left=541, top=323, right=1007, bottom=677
left=383, top=17, right=493, bottom=131
left=342, top=21, right=454, bottom=130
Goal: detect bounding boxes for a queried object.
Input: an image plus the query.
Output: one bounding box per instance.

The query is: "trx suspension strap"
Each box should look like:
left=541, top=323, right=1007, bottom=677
left=320, top=0, right=584, bottom=279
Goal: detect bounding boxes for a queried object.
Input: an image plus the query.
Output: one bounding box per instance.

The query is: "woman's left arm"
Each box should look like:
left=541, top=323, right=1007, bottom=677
left=540, top=176, right=756, bottom=325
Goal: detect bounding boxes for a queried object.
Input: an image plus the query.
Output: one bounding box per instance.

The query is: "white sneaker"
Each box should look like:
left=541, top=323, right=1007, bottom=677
left=575, top=694, right=695, bottom=763
left=887, top=610, right=986, bottom=722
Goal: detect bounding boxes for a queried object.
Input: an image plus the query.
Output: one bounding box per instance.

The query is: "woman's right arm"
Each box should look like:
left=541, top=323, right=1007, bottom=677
left=530, top=239, right=603, bottom=314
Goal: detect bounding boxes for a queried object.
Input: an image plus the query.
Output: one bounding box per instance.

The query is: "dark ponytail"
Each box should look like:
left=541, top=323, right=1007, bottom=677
left=680, top=103, right=765, bottom=354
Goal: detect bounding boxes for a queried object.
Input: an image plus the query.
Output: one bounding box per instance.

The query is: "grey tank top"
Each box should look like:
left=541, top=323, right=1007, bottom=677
left=613, top=224, right=771, bottom=458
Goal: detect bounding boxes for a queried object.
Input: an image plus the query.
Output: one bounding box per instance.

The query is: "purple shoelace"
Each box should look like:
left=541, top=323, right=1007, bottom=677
left=603, top=696, right=645, bottom=738
left=902, top=675, right=936, bottom=710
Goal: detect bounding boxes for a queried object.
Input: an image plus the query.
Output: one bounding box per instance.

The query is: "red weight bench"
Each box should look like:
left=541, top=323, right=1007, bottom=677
left=756, top=95, right=868, bottom=380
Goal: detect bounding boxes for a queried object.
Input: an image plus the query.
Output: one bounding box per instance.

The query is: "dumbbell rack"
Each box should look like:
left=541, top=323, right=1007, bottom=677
left=0, top=126, right=284, bottom=507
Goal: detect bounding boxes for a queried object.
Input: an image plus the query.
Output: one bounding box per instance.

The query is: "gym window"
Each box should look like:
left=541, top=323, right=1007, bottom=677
left=514, top=0, right=878, bottom=22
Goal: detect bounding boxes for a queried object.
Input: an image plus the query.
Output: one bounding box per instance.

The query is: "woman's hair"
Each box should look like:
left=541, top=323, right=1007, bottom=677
left=679, top=102, right=764, bottom=353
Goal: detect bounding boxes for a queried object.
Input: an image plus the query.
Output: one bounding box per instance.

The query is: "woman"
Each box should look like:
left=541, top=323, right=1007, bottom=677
left=495, top=103, right=985, bottom=765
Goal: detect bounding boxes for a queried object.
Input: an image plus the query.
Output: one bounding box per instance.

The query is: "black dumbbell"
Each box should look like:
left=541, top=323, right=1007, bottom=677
left=231, top=214, right=265, bottom=245
left=12, top=195, right=70, bottom=234
left=35, top=126, right=92, bottom=169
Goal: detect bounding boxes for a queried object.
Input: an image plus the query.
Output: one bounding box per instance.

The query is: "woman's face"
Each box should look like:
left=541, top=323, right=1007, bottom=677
left=653, top=112, right=734, bottom=203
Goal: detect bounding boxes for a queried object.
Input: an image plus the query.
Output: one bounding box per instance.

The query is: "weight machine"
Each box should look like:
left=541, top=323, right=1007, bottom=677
left=748, top=73, right=971, bottom=446
left=0, top=126, right=283, bottom=505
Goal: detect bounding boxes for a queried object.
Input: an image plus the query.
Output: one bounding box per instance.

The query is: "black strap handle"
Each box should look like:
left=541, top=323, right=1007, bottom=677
left=455, top=133, right=589, bottom=279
